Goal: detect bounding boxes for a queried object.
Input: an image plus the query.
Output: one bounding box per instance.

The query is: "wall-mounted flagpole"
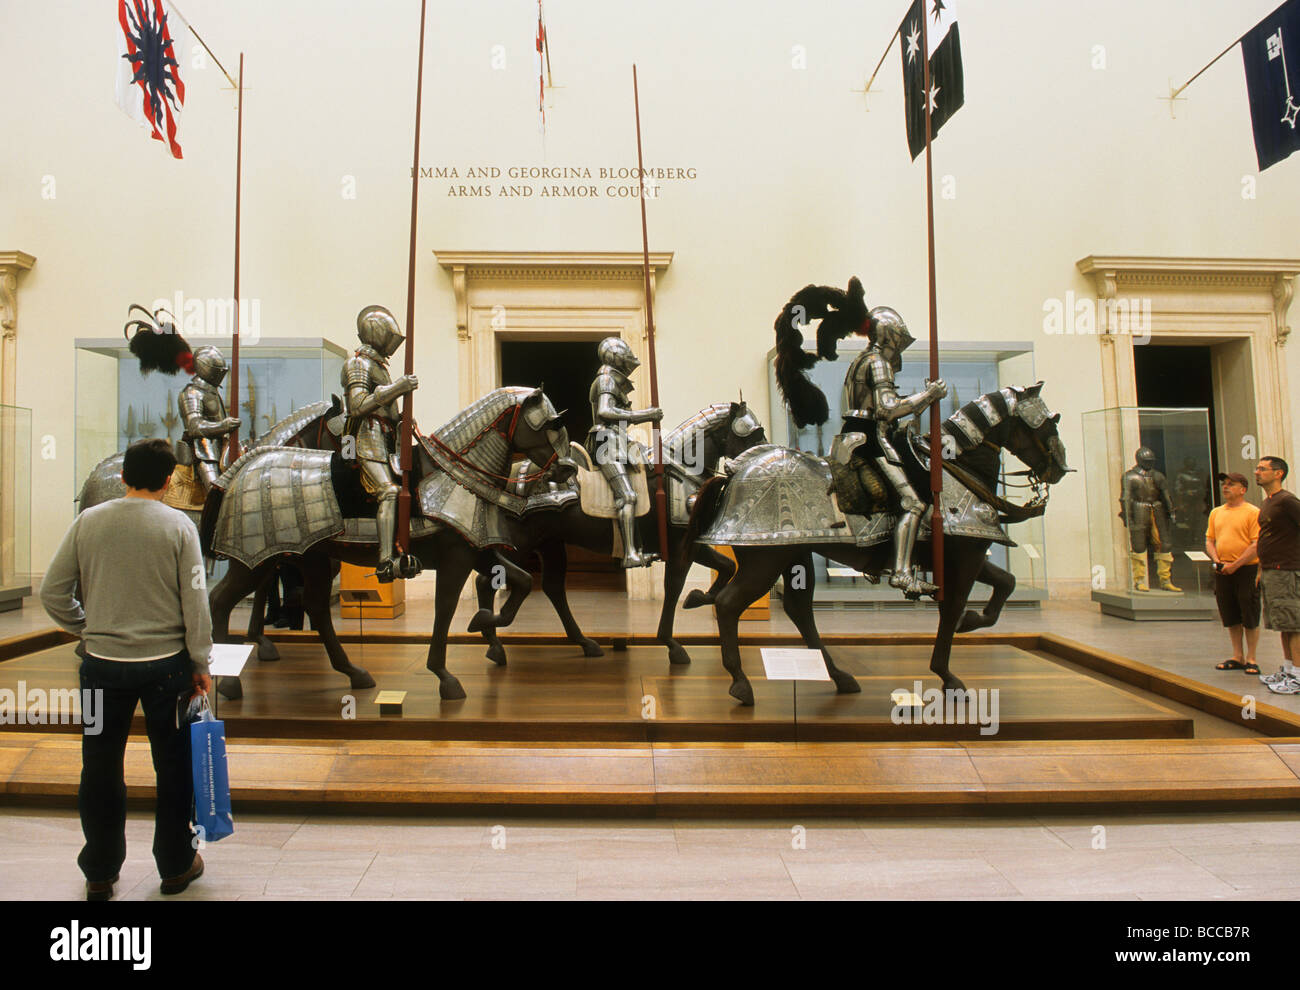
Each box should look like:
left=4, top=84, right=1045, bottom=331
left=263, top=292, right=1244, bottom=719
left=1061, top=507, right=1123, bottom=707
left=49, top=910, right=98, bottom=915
left=632, top=65, right=670, bottom=565
left=227, top=51, right=244, bottom=462
left=920, top=8, right=944, bottom=599
left=858, top=24, right=902, bottom=104
left=397, top=0, right=428, bottom=558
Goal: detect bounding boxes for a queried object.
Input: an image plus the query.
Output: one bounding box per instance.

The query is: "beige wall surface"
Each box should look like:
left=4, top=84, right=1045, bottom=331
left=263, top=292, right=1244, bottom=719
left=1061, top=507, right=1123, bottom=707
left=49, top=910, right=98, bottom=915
left=3, top=0, right=1298, bottom=592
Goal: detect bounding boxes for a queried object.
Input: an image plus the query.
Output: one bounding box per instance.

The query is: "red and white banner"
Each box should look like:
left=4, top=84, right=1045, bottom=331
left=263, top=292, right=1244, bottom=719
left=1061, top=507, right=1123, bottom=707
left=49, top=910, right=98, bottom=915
left=116, top=0, right=186, bottom=158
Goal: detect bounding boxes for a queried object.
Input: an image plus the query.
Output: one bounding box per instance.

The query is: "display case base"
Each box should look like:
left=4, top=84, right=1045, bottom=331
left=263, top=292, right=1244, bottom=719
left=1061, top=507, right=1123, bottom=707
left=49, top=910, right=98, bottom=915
left=0, top=584, right=30, bottom=614
left=1093, top=588, right=1216, bottom=621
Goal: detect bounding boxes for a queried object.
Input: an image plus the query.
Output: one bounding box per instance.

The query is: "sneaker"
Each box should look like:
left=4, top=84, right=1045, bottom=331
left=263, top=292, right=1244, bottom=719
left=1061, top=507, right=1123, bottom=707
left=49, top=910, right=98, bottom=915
left=1260, top=666, right=1296, bottom=685
left=160, top=853, right=204, bottom=895
left=1266, top=672, right=1300, bottom=695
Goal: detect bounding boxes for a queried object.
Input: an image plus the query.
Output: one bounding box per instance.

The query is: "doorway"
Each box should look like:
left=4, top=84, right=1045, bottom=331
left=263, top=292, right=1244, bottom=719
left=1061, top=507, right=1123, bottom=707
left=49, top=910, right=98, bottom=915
left=498, top=337, right=621, bottom=589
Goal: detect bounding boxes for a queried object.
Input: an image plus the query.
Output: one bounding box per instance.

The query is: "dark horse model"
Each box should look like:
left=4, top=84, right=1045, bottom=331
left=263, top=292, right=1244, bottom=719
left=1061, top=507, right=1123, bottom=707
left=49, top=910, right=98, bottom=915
left=201, top=386, right=577, bottom=700
left=688, top=384, right=1069, bottom=705
left=468, top=400, right=769, bottom=667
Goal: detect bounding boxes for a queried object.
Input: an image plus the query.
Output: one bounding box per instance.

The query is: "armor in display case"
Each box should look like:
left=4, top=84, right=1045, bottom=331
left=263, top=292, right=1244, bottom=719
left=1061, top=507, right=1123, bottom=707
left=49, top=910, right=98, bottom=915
left=1119, top=446, right=1179, bottom=592
left=1082, top=407, right=1219, bottom=620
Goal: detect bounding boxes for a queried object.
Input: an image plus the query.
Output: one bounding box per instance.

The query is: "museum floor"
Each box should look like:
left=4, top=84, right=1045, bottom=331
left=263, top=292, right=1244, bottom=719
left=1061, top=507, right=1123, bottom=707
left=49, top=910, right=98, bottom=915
left=2, top=588, right=1298, bottom=900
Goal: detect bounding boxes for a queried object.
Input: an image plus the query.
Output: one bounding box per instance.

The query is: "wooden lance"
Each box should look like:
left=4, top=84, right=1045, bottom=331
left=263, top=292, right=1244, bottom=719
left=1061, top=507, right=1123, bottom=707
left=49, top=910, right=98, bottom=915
left=920, top=8, right=944, bottom=598
left=397, top=0, right=429, bottom=557
left=227, top=52, right=245, bottom=463
left=632, top=65, right=670, bottom=564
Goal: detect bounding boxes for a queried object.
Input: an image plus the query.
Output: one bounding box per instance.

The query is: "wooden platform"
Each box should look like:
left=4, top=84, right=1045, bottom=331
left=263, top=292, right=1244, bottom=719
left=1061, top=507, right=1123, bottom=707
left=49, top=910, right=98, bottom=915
left=4, top=732, right=1299, bottom=813
left=5, top=628, right=1300, bottom=812
left=0, top=638, right=1197, bottom=743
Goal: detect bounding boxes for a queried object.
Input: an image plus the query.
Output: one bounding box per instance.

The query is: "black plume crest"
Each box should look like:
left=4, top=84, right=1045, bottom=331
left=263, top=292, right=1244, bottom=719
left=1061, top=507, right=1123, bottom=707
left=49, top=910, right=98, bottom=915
left=123, top=303, right=193, bottom=376
left=772, top=278, right=869, bottom=429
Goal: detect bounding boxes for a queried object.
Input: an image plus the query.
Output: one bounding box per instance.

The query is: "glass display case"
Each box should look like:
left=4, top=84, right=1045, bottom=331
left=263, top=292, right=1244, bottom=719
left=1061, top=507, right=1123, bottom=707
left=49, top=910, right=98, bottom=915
left=1081, top=407, right=1216, bottom=620
left=0, top=404, right=32, bottom=611
left=74, top=337, right=347, bottom=501
left=765, top=339, right=1048, bottom=607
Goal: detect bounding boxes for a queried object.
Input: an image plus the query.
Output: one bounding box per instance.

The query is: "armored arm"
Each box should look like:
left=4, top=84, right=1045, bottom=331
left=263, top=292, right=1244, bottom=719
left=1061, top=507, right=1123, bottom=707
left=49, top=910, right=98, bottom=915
left=596, top=392, right=662, bottom=425
left=873, top=379, right=947, bottom=423
left=1120, top=470, right=1141, bottom=527
left=345, top=379, right=416, bottom=417
left=342, top=357, right=418, bottom=417
left=180, top=390, right=239, bottom=438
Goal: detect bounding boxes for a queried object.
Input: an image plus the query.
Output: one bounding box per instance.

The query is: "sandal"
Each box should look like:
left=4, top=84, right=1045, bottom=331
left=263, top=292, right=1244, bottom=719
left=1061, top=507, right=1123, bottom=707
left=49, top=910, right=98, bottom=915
left=1244, top=662, right=1261, bottom=675
left=1216, top=659, right=1247, bottom=670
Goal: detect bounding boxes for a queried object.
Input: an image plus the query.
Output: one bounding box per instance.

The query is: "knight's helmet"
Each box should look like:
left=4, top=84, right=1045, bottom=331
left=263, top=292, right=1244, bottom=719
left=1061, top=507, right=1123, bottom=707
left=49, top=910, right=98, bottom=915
left=357, top=305, right=406, bottom=359
left=597, top=337, right=639, bottom=375
left=868, top=306, right=914, bottom=373
left=1135, top=446, right=1156, bottom=470
left=192, top=346, right=228, bottom=387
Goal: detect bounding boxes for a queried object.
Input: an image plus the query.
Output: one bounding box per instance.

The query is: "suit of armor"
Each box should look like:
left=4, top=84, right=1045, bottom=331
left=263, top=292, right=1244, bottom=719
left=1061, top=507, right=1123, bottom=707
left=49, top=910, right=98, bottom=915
left=178, top=346, right=239, bottom=494
left=836, top=307, right=946, bottom=598
left=585, top=336, right=662, bottom=568
left=342, top=305, right=418, bottom=582
left=1121, top=447, right=1179, bottom=592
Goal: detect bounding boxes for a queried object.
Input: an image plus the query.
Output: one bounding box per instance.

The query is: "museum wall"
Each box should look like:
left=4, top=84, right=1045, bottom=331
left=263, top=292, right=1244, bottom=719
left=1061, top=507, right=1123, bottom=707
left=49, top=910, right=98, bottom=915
left=3, top=0, right=1298, bottom=594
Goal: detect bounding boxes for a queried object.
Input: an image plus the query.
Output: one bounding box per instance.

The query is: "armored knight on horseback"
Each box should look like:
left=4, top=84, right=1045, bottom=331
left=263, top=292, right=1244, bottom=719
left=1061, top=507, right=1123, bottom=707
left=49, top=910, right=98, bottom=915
left=342, top=305, right=419, bottom=582
left=586, top=336, right=662, bottom=568
left=121, top=306, right=240, bottom=497
left=834, top=308, right=947, bottom=597
left=178, top=347, right=240, bottom=494
left=770, top=279, right=946, bottom=599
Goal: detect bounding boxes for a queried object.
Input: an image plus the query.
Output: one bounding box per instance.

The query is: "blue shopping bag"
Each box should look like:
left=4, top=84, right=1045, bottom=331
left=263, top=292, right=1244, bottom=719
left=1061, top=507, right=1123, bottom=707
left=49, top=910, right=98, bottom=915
left=188, top=696, right=234, bottom=842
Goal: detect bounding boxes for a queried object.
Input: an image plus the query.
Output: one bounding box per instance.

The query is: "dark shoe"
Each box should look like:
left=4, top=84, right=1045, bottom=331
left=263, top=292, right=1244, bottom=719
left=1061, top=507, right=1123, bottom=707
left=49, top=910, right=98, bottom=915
left=160, top=854, right=204, bottom=895
left=86, top=874, right=119, bottom=902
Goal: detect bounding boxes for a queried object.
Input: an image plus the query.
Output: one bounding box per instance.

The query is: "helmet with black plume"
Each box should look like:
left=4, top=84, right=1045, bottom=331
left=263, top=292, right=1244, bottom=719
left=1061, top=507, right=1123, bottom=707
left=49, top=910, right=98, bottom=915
left=772, top=277, right=870, bottom=429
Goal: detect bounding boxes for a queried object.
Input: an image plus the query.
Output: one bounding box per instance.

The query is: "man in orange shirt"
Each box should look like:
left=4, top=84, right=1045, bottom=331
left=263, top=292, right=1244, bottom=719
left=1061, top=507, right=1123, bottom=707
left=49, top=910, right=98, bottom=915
left=1207, top=472, right=1261, bottom=675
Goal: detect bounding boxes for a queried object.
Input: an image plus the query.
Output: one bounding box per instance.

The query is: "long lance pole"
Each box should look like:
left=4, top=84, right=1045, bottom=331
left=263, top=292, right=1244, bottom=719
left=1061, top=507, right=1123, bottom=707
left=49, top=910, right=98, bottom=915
left=227, top=52, right=244, bottom=463
left=920, top=7, right=943, bottom=598
left=632, top=64, right=669, bottom=564
left=397, top=0, right=428, bottom=556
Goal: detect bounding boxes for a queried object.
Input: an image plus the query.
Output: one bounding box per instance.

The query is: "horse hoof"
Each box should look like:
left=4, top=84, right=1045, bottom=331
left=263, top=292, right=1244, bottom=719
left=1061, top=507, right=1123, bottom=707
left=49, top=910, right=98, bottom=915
left=682, top=590, right=710, bottom=610
left=467, top=609, right=493, bottom=634
left=941, top=677, right=968, bottom=693
left=667, top=644, right=692, bottom=666
left=486, top=644, right=508, bottom=666
left=955, top=610, right=990, bottom=634
left=833, top=672, right=861, bottom=694
left=349, top=670, right=376, bottom=690
left=729, top=679, right=755, bottom=707
left=438, top=677, right=467, bottom=701
left=256, top=636, right=280, bottom=662
left=216, top=676, right=243, bottom=702
left=580, top=639, right=604, bottom=658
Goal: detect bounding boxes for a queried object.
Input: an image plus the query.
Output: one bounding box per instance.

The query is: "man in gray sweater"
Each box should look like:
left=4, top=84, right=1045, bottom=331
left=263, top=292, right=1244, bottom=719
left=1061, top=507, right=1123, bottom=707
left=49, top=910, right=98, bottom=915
left=41, top=438, right=213, bottom=900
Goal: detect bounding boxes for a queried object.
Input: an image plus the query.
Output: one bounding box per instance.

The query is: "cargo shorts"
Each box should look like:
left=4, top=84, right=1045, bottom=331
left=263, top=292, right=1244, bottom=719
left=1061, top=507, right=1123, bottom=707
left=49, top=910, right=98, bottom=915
left=1260, top=568, right=1300, bottom=633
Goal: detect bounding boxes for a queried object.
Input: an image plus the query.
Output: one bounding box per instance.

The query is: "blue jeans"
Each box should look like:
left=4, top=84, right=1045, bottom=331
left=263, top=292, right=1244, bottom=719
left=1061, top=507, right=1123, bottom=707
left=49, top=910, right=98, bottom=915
left=77, top=651, right=196, bottom=882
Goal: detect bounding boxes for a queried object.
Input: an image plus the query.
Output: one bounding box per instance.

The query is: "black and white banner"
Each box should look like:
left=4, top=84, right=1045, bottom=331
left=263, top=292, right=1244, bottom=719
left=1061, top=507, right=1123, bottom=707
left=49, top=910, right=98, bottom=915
left=899, top=0, right=965, bottom=161
left=1242, top=0, right=1300, bottom=171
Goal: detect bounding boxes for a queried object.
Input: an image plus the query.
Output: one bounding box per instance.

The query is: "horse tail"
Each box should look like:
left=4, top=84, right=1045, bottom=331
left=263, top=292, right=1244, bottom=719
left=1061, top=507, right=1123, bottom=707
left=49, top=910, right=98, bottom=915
left=772, top=277, right=870, bottom=429
left=680, top=475, right=729, bottom=569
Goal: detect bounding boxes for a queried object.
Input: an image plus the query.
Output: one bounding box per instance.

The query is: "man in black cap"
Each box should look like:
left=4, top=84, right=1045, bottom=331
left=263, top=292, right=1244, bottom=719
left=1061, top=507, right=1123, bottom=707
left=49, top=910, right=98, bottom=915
left=1254, top=456, right=1300, bottom=693
left=1206, top=472, right=1261, bottom=674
